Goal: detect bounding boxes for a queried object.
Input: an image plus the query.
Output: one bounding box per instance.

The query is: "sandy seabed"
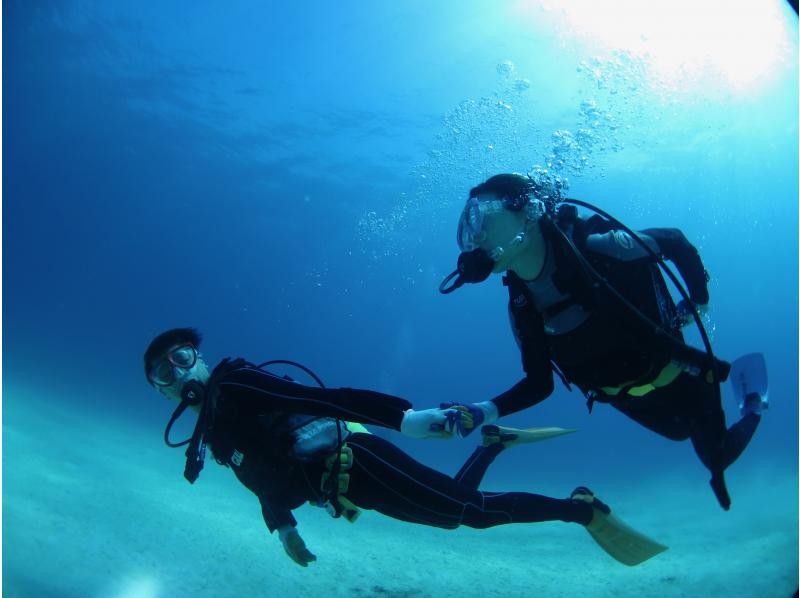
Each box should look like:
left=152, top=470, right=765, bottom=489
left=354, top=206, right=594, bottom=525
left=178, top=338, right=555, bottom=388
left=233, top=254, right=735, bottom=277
left=3, top=388, right=797, bottom=598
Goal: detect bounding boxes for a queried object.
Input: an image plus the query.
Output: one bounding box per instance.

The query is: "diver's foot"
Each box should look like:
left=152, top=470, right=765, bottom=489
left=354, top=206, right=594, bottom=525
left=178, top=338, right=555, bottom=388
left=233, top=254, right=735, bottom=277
left=481, top=424, right=577, bottom=448
left=570, top=486, right=668, bottom=566
left=742, top=392, right=768, bottom=417
left=710, top=473, right=731, bottom=511
left=570, top=486, right=611, bottom=518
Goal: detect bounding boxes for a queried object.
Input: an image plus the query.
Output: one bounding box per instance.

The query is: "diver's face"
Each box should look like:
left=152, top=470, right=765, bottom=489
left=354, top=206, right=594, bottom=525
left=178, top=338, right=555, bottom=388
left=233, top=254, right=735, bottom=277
left=469, top=192, right=531, bottom=273
left=148, top=344, right=210, bottom=402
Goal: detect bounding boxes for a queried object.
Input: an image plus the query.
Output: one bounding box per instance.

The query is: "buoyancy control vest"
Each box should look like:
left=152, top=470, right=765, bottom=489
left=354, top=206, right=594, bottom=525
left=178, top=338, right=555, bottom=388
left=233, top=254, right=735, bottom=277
left=206, top=364, right=347, bottom=467
left=504, top=210, right=681, bottom=391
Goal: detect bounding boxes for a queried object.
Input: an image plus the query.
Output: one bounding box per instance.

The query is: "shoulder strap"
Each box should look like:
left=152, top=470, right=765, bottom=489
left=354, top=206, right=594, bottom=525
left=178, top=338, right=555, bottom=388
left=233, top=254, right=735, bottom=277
left=503, top=270, right=540, bottom=332
left=539, top=215, right=597, bottom=307
left=503, top=270, right=532, bottom=307
left=502, top=270, right=573, bottom=392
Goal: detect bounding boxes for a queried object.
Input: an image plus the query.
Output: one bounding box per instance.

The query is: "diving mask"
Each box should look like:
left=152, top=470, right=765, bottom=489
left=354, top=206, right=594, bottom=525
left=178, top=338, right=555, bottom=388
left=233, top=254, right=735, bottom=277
left=456, top=197, right=505, bottom=252
left=148, top=344, right=198, bottom=387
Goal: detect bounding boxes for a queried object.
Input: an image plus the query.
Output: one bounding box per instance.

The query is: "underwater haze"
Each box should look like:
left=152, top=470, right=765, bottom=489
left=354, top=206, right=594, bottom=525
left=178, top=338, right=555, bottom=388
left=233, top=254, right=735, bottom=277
left=4, top=1, right=798, bottom=597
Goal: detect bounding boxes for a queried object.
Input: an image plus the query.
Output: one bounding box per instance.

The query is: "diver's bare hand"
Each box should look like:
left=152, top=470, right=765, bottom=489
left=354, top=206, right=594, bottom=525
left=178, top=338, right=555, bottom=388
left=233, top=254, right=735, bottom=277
left=278, top=526, right=317, bottom=567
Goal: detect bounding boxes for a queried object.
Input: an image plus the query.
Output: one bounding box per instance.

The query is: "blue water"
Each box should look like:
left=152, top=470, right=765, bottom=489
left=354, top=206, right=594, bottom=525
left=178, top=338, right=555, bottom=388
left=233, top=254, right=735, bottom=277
left=4, top=1, right=798, bottom=596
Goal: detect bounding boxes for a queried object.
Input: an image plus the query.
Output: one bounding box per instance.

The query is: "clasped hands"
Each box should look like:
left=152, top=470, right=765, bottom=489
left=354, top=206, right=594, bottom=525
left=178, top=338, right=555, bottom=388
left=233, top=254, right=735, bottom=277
left=400, top=403, right=484, bottom=439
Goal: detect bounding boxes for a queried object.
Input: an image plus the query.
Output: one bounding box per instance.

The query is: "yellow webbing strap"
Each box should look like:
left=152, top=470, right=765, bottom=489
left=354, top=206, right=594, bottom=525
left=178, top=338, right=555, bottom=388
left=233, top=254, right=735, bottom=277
left=601, top=361, right=683, bottom=398
left=345, top=421, right=371, bottom=434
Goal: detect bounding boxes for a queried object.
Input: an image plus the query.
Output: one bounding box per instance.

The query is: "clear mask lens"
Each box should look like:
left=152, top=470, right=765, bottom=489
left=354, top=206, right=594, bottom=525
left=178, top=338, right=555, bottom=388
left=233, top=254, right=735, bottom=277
left=149, top=345, right=198, bottom=386
left=150, top=361, right=175, bottom=386
left=457, top=197, right=483, bottom=251
left=456, top=197, right=509, bottom=251
left=169, top=346, right=197, bottom=368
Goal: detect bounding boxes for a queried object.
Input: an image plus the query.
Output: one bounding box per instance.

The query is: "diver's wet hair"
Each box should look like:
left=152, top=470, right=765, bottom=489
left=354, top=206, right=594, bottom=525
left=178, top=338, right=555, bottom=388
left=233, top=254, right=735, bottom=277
left=143, top=327, right=202, bottom=379
left=469, top=173, right=533, bottom=207
left=470, top=170, right=567, bottom=212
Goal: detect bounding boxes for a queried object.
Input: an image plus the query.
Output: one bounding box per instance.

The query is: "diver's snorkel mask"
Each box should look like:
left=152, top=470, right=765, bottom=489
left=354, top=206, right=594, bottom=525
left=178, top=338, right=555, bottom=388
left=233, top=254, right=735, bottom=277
left=149, top=345, right=208, bottom=449
left=145, top=340, right=213, bottom=484
left=439, top=191, right=543, bottom=294
left=162, top=367, right=210, bottom=484
left=162, top=378, right=207, bottom=449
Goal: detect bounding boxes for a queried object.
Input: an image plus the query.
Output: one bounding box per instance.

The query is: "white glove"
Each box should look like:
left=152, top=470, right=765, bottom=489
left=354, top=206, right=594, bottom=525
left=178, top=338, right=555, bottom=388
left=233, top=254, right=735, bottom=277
left=400, top=408, right=457, bottom=439
left=278, top=525, right=316, bottom=567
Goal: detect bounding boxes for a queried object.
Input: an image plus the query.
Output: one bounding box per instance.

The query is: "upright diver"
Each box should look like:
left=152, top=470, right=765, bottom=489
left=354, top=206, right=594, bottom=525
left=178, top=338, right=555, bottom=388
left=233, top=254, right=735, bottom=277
left=143, top=327, right=667, bottom=567
left=438, top=173, right=766, bottom=510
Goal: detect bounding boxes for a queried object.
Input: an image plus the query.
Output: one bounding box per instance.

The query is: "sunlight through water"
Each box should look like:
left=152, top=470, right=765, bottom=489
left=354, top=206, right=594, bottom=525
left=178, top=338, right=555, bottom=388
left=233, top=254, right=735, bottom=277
left=514, top=0, right=792, bottom=92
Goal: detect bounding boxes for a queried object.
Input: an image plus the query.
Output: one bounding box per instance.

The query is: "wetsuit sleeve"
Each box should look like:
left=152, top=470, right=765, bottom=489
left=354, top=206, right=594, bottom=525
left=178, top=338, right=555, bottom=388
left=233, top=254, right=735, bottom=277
left=258, top=492, right=297, bottom=533
left=489, top=301, right=555, bottom=417
left=218, top=366, right=413, bottom=430
left=229, top=463, right=298, bottom=533
left=640, top=227, right=710, bottom=305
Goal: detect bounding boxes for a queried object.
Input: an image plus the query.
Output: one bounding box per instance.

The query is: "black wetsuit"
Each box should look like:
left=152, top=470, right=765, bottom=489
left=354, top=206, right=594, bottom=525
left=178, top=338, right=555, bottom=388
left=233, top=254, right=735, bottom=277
left=487, top=214, right=759, bottom=508
left=202, top=360, right=593, bottom=533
